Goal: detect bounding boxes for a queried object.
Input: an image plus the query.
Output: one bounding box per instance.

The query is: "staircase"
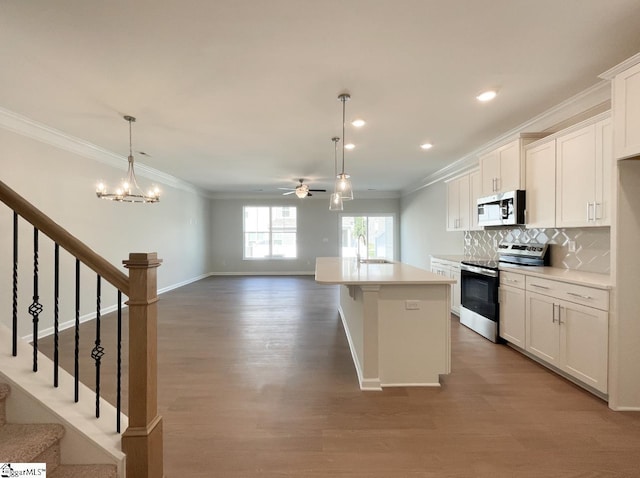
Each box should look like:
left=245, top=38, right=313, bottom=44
left=0, top=383, right=116, bottom=477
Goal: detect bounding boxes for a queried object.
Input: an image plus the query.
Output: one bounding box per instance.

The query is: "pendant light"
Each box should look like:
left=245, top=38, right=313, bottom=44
left=336, top=93, right=353, bottom=200
left=329, top=136, right=343, bottom=211
left=96, top=115, right=160, bottom=203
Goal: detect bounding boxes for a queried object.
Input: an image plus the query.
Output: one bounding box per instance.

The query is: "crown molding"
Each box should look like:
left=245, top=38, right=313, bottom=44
left=402, top=80, right=612, bottom=196
left=599, top=52, right=640, bottom=80
left=0, top=106, right=207, bottom=197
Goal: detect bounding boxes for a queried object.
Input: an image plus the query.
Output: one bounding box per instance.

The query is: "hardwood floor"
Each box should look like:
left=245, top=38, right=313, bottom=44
left=39, top=276, right=640, bottom=477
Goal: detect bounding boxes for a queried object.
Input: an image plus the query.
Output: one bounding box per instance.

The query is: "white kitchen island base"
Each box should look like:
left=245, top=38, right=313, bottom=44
left=315, top=257, right=454, bottom=390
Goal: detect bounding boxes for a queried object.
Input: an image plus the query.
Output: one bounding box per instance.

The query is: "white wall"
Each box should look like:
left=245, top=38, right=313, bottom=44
left=400, top=180, right=464, bottom=269
left=210, top=196, right=400, bottom=274
left=0, top=127, right=211, bottom=335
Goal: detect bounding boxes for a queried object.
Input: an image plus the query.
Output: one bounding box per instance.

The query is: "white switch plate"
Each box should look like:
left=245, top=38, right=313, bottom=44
left=405, top=300, right=420, bottom=310
left=568, top=240, right=576, bottom=252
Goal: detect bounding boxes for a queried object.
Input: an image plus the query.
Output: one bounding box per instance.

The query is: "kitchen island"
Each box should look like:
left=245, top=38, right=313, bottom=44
left=315, top=257, right=455, bottom=390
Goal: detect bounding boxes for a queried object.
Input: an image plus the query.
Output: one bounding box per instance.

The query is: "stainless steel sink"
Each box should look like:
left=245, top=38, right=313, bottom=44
left=358, top=258, right=392, bottom=264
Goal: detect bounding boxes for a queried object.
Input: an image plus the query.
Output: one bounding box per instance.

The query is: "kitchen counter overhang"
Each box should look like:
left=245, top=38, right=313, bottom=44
left=315, top=257, right=454, bottom=390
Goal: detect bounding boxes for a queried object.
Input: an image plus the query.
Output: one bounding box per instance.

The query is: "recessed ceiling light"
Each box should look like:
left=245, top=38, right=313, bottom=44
left=476, top=90, right=497, bottom=102
left=420, top=143, right=433, bottom=150
left=351, top=119, right=366, bottom=127
left=345, top=143, right=355, bottom=150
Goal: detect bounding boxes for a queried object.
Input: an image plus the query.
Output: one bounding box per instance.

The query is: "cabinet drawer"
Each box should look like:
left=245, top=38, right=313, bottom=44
left=500, top=271, right=525, bottom=289
left=525, top=276, right=609, bottom=311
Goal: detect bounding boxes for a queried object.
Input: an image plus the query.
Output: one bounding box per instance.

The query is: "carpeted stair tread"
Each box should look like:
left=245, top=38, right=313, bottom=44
left=50, top=464, right=118, bottom=478
left=0, top=383, right=9, bottom=426
left=0, top=383, right=9, bottom=402
left=0, top=422, right=65, bottom=462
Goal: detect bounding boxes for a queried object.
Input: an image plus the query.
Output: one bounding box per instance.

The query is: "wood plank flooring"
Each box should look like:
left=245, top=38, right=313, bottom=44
left=39, top=276, right=640, bottom=477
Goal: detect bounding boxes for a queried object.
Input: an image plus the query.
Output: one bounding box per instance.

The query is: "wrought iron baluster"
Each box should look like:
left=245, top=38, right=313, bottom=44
left=12, top=212, right=18, bottom=357
left=74, top=258, right=80, bottom=403
left=92, top=275, right=105, bottom=418
left=117, top=290, right=122, bottom=433
left=29, top=228, right=43, bottom=372
left=54, top=243, right=60, bottom=387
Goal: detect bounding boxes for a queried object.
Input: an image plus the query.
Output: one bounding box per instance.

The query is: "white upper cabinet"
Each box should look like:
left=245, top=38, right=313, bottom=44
left=469, top=169, right=482, bottom=231
left=479, top=135, right=546, bottom=196
left=601, top=53, right=640, bottom=160
left=524, top=112, right=612, bottom=229
left=556, top=117, right=612, bottom=227
left=446, top=173, right=470, bottom=231
left=525, top=139, right=556, bottom=228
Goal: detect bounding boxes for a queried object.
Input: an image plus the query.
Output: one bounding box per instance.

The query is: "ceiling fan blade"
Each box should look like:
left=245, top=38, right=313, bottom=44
left=308, top=189, right=327, bottom=192
left=282, top=191, right=295, bottom=195
left=277, top=187, right=295, bottom=191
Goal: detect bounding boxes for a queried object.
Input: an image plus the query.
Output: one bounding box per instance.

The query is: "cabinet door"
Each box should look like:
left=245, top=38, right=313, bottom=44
left=451, top=266, right=461, bottom=316
left=594, top=118, right=612, bottom=226
left=525, top=292, right=560, bottom=366
left=559, top=300, right=608, bottom=393
left=500, top=285, right=525, bottom=348
left=525, top=139, right=556, bottom=228
left=556, top=124, right=596, bottom=227
left=613, top=61, right=640, bottom=160
left=498, top=140, right=521, bottom=192
left=480, top=150, right=500, bottom=196
left=469, top=170, right=482, bottom=231
left=446, top=179, right=459, bottom=231
left=446, top=175, right=470, bottom=231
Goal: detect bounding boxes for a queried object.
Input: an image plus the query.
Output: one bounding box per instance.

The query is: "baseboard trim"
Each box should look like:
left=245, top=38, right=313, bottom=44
left=381, top=382, right=442, bottom=388
left=337, top=305, right=382, bottom=391
left=157, top=273, right=212, bottom=294
left=209, top=271, right=315, bottom=276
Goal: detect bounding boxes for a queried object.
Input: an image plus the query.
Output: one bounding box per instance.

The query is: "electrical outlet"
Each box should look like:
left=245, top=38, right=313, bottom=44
left=568, top=240, right=576, bottom=252
left=474, top=238, right=479, bottom=246
left=405, top=300, right=420, bottom=310
left=493, top=238, right=498, bottom=247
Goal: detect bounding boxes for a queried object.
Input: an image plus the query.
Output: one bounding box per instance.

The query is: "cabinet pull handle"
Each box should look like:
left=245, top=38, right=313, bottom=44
left=587, top=202, right=596, bottom=221
left=505, top=278, right=519, bottom=283
left=566, top=291, right=593, bottom=300
left=594, top=202, right=602, bottom=220
left=531, top=283, right=549, bottom=289
left=558, top=305, right=564, bottom=325
left=552, top=303, right=557, bottom=323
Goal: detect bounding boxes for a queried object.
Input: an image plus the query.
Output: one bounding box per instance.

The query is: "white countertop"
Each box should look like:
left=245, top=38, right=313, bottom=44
left=430, top=254, right=468, bottom=263
left=315, top=257, right=455, bottom=285
left=430, top=254, right=612, bottom=289
left=499, top=263, right=612, bottom=289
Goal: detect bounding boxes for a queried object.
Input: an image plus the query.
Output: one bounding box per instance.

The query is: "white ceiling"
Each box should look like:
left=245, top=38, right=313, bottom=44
left=2, top=0, right=640, bottom=196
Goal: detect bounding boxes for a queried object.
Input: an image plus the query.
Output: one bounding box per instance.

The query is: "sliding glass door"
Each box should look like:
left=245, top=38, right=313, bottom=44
left=340, top=215, right=394, bottom=260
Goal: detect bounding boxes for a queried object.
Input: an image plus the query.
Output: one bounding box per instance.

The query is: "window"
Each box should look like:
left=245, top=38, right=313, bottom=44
left=243, top=206, right=297, bottom=259
left=340, top=215, right=394, bottom=260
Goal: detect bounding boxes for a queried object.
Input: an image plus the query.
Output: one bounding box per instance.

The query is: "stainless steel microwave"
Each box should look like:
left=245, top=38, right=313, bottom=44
left=477, top=190, right=526, bottom=227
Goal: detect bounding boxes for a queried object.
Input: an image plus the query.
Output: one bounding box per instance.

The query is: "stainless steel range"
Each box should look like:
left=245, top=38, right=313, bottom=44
left=459, top=242, right=549, bottom=342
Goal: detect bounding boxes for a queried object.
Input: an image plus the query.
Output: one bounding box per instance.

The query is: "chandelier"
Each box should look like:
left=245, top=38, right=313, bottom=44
left=96, top=115, right=160, bottom=203
left=329, top=136, right=343, bottom=211
left=336, top=93, right=353, bottom=200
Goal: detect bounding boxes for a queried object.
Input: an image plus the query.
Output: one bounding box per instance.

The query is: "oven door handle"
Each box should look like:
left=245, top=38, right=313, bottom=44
left=461, top=264, right=499, bottom=277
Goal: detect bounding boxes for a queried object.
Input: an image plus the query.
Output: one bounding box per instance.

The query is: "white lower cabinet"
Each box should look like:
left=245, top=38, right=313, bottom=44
left=524, top=276, right=609, bottom=394
left=499, top=272, right=526, bottom=348
left=431, top=258, right=461, bottom=316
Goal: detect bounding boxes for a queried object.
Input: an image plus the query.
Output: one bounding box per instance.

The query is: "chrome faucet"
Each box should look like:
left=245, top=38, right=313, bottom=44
left=356, top=233, right=367, bottom=263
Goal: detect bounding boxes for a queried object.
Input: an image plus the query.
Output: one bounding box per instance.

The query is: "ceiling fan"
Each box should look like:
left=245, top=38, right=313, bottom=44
left=278, top=179, right=326, bottom=198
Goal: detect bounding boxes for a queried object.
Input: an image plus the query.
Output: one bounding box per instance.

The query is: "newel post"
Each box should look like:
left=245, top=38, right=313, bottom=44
left=122, top=252, right=163, bottom=478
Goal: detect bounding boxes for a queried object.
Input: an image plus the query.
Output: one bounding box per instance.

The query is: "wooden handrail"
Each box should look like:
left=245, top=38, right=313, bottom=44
left=0, top=180, right=129, bottom=295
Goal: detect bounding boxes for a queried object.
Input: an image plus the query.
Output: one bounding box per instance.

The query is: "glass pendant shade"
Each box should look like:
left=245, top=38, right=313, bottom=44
left=335, top=173, right=353, bottom=200
left=329, top=191, right=343, bottom=211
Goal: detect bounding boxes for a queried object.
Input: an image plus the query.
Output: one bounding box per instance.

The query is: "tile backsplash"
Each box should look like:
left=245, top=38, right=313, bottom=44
left=464, top=227, right=610, bottom=274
